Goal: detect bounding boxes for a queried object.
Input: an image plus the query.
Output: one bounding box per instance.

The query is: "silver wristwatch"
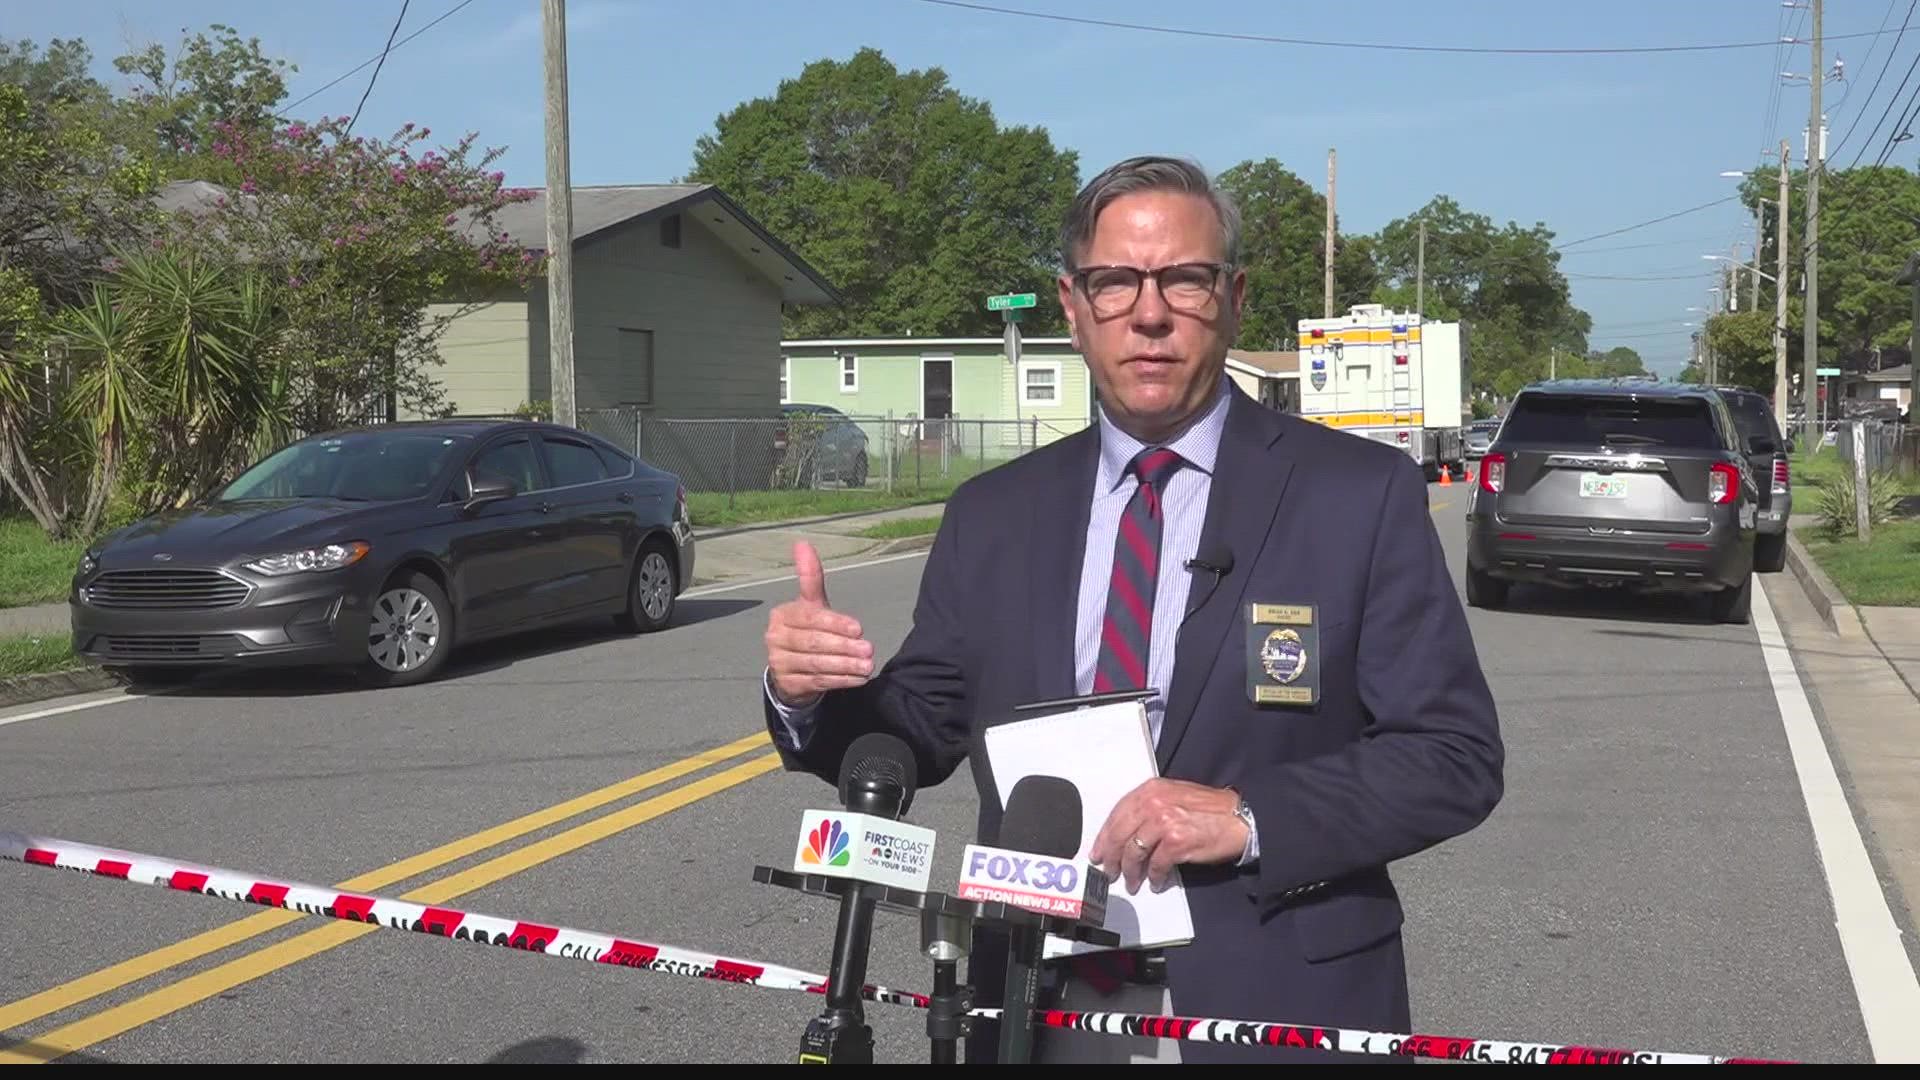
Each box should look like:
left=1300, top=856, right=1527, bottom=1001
left=1228, top=788, right=1256, bottom=862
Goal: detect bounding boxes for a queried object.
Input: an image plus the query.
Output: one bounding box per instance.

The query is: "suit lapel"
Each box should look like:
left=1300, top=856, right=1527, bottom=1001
left=1155, top=390, right=1294, bottom=772
left=1027, top=426, right=1099, bottom=703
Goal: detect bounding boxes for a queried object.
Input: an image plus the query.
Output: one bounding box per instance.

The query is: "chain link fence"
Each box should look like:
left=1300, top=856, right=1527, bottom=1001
left=568, top=408, right=1082, bottom=501
left=1789, top=418, right=1915, bottom=476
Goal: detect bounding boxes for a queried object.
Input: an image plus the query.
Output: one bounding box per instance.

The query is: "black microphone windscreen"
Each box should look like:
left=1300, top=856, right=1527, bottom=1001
left=1000, top=775, right=1082, bottom=858
left=838, top=732, right=918, bottom=818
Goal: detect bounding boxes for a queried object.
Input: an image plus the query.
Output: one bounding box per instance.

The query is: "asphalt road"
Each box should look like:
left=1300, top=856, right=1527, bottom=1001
left=0, top=484, right=1881, bottom=1064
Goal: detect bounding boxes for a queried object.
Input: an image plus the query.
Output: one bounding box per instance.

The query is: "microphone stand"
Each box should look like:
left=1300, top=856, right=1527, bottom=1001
left=920, top=910, right=973, bottom=1063
left=799, top=880, right=878, bottom=1063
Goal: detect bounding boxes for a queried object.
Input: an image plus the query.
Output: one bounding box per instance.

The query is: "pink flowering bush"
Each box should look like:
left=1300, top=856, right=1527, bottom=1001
left=187, top=115, right=540, bottom=430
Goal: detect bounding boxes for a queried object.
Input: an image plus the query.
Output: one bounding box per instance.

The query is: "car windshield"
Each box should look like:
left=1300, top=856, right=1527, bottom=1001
left=215, top=431, right=470, bottom=502
left=1498, top=394, right=1724, bottom=450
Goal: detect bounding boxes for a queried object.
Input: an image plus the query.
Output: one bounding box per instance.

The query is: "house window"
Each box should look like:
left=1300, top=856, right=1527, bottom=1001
left=779, top=356, right=789, bottom=403
left=1022, top=362, right=1059, bottom=405
left=839, top=353, right=858, bottom=393
left=660, top=214, right=681, bottom=248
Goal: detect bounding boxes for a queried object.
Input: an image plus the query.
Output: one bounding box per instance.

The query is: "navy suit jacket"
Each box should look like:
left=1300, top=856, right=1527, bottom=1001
left=765, top=382, right=1504, bottom=1063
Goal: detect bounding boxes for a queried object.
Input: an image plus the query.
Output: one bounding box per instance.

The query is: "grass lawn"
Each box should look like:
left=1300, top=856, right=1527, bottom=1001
left=684, top=451, right=1007, bottom=530
left=1799, top=519, right=1920, bottom=606
left=0, top=517, right=83, bottom=609
left=856, top=514, right=943, bottom=540
left=0, top=632, right=81, bottom=678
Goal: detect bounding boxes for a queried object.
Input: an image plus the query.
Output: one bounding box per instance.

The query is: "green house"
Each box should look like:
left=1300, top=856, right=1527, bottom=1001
left=778, top=337, right=1094, bottom=448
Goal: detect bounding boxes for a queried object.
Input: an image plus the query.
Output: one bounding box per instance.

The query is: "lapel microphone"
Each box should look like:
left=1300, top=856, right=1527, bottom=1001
left=1182, top=543, right=1234, bottom=622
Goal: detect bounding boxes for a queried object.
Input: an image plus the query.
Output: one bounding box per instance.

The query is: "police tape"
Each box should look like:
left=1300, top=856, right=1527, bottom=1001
left=0, top=831, right=928, bottom=1012
left=1, top=831, right=1797, bottom=1064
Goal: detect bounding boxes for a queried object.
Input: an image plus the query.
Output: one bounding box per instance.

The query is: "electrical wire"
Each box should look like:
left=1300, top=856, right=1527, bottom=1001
left=910, top=0, right=1910, bottom=56
left=344, top=0, right=411, bottom=137
left=1553, top=197, right=1742, bottom=250
left=278, top=0, right=477, bottom=119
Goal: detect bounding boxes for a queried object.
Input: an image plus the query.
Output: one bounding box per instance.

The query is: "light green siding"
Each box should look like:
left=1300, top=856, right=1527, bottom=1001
left=416, top=297, right=530, bottom=417
left=780, top=338, right=1093, bottom=447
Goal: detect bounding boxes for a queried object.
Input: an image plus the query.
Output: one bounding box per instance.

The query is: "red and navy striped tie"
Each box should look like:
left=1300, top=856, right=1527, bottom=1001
left=1092, top=447, right=1186, bottom=695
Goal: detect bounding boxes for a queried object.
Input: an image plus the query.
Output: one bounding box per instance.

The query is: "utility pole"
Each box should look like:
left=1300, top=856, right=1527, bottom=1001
left=1775, top=139, right=1792, bottom=433
left=542, top=0, right=577, bottom=428
left=1751, top=208, right=1763, bottom=311
left=1416, top=218, right=1426, bottom=321
left=1324, top=148, right=1336, bottom=317
left=1803, top=0, right=1822, bottom=431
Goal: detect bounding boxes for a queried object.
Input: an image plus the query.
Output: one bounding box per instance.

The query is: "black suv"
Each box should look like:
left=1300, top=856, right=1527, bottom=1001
left=1712, top=386, right=1793, bottom=573
left=1465, top=380, right=1760, bottom=623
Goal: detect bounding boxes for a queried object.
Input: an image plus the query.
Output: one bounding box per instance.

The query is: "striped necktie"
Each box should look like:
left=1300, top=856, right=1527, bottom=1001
left=1093, top=446, right=1186, bottom=695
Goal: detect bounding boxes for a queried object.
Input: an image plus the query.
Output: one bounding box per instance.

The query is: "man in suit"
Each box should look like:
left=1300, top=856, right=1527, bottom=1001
left=761, top=155, right=1503, bottom=1064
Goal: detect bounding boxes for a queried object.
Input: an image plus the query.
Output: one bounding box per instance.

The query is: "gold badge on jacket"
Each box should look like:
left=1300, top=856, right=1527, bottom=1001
left=1247, top=603, right=1319, bottom=705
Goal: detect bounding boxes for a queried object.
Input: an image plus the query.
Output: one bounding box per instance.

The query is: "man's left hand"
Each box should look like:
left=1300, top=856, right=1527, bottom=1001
left=1090, top=779, right=1249, bottom=894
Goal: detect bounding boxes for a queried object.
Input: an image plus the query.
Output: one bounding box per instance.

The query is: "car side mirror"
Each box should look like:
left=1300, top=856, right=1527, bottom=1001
left=464, top=475, right=515, bottom=511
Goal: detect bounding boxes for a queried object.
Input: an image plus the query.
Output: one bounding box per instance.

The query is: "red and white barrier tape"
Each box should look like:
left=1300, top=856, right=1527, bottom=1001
left=0, top=831, right=926, bottom=1013
left=1, top=832, right=1796, bottom=1063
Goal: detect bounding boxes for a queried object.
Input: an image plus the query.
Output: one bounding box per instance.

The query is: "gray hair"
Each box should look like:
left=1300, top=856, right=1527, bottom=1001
left=1058, top=156, right=1241, bottom=273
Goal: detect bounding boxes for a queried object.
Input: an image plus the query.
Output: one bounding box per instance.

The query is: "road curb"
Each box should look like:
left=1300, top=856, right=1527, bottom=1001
left=1785, top=528, right=1866, bottom=641
left=867, top=533, right=938, bottom=557
left=0, top=667, right=118, bottom=710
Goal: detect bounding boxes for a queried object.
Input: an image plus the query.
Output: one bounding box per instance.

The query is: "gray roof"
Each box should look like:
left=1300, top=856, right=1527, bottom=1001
left=467, top=183, right=839, bottom=306
left=151, top=180, right=839, bottom=307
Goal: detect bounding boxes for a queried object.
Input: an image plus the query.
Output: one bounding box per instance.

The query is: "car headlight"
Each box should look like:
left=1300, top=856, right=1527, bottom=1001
left=242, top=541, right=371, bottom=577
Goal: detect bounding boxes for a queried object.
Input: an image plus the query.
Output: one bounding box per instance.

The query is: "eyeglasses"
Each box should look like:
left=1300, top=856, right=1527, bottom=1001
left=1071, top=262, right=1233, bottom=317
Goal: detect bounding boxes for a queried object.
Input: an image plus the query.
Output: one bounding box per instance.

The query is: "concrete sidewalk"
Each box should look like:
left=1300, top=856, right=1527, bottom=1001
left=0, top=503, right=948, bottom=638
left=1765, top=574, right=1920, bottom=979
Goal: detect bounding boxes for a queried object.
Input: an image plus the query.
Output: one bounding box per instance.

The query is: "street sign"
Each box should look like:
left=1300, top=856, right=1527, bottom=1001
left=987, top=293, right=1036, bottom=311
left=1817, top=367, right=1841, bottom=376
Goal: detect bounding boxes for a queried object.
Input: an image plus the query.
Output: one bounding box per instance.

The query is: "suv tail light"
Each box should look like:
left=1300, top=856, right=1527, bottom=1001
left=1479, top=452, right=1506, bottom=494
left=1709, top=461, right=1740, bottom=504
left=1771, top=455, right=1790, bottom=494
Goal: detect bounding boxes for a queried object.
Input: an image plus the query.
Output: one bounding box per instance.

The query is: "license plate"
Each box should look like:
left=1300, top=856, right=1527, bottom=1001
left=1579, top=473, right=1628, bottom=499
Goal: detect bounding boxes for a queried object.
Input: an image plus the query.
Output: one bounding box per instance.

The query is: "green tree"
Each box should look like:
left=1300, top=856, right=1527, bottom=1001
left=0, top=249, right=279, bottom=537
left=1370, top=196, right=1591, bottom=397
left=687, top=48, right=1080, bottom=338
left=1700, top=310, right=1776, bottom=392
left=1214, top=158, right=1375, bottom=349
left=108, top=24, right=295, bottom=184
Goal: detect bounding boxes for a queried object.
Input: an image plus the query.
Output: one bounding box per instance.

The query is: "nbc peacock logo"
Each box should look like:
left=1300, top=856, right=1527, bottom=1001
left=802, top=818, right=851, bottom=867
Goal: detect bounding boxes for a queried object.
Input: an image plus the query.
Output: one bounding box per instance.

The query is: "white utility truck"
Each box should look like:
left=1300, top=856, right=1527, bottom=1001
left=1296, top=303, right=1469, bottom=479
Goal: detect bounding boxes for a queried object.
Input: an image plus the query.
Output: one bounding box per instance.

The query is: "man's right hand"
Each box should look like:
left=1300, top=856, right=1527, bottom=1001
left=765, top=541, right=875, bottom=709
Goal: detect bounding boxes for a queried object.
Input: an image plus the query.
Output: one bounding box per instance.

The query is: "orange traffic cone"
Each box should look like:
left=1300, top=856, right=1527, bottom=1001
left=1465, top=465, right=1476, bottom=484
left=1438, top=466, right=1452, bottom=486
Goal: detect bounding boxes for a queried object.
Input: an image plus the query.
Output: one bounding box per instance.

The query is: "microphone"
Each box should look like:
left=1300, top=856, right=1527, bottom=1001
left=1184, top=542, right=1234, bottom=576
left=978, top=775, right=1102, bottom=1065
left=797, top=732, right=928, bottom=1065
left=957, top=777, right=1109, bottom=925
left=1184, top=542, right=1234, bottom=622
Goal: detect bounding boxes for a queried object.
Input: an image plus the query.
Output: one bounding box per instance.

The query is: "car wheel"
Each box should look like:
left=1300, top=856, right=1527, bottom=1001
left=1754, top=532, right=1787, bottom=573
left=616, top=539, right=677, bottom=633
left=1710, top=571, right=1753, bottom=625
left=1466, top=565, right=1509, bottom=609
left=359, top=572, right=452, bottom=687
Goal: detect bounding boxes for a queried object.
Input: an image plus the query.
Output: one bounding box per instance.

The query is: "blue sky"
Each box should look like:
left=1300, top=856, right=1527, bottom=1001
left=12, top=0, right=1906, bottom=376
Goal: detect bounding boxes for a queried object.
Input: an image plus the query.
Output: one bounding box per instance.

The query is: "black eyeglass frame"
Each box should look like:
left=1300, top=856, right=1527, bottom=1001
left=1067, top=261, right=1238, bottom=315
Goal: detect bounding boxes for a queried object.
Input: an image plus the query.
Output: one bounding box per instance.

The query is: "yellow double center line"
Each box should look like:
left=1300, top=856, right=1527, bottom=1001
left=0, top=731, right=781, bottom=1064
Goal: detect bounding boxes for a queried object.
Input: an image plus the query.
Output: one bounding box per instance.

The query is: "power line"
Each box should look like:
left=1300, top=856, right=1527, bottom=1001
left=278, top=0, right=477, bottom=119
left=344, top=0, right=411, bottom=137
left=912, top=0, right=1909, bottom=55
left=1553, top=196, right=1741, bottom=250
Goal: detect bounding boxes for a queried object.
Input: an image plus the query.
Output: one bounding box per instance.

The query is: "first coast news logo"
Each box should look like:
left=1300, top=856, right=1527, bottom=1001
left=802, top=818, right=851, bottom=867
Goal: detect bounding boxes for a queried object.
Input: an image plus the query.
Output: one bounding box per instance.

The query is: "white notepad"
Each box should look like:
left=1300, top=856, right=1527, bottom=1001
left=982, top=698, right=1196, bottom=958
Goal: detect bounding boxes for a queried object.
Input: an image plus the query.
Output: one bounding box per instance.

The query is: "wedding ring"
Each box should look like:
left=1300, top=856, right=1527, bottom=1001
left=1131, top=837, right=1149, bottom=851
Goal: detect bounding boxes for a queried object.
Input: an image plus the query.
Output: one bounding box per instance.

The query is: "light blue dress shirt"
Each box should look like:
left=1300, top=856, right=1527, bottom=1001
left=767, top=373, right=1256, bottom=864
